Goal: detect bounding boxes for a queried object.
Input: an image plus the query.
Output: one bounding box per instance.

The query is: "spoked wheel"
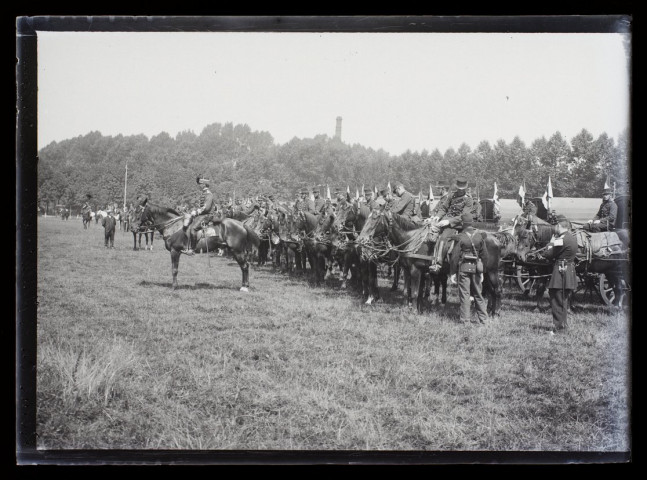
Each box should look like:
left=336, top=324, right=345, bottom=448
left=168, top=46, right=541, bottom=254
left=516, top=265, right=535, bottom=295
left=597, top=273, right=631, bottom=308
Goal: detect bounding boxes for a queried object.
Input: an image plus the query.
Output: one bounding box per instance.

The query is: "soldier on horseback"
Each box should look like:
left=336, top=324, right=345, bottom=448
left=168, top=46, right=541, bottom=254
left=312, top=187, right=325, bottom=215
left=390, top=182, right=416, bottom=220
left=182, top=175, right=215, bottom=255
left=584, top=188, right=618, bottom=232
left=427, top=177, right=473, bottom=273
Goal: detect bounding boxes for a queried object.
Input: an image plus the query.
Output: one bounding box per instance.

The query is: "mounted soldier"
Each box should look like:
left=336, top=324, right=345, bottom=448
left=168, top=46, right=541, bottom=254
left=430, top=186, right=449, bottom=218
left=520, top=197, right=538, bottom=228
left=374, top=187, right=388, bottom=210
left=312, top=187, right=325, bottom=215
left=584, top=188, right=618, bottom=232
left=294, top=188, right=309, bottom=214
left=427, top=177, right=473, bottom=273
left=182, top=175, right=216, bottom=255
left=364, top=187, right=377, bottom=210
left=390, top=182, right=416, bottom=220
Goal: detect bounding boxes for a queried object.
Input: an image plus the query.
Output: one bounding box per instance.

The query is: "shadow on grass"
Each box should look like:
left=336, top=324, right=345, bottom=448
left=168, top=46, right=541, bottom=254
left=138, top=281, right=241, bottom=290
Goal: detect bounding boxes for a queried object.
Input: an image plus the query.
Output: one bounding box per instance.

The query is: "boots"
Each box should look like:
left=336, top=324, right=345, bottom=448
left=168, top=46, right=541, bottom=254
left=429, top=239, right=444, bottom=273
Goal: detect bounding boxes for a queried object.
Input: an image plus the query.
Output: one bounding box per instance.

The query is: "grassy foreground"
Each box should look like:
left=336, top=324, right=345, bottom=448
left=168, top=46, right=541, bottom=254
left=35, top=217, right=631, bottom=453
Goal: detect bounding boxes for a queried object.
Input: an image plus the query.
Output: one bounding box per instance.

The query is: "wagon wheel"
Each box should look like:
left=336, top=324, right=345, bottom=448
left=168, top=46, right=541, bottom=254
left=516, top=265, right=535, bottom=294
left=597, top=273, right=631, bottom=308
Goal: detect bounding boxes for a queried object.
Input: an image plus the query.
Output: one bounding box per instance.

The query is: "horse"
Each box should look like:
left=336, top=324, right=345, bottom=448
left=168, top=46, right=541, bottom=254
left=331, top=201, right=388, bottom=294
left=128, top=207, right=155, bottom=251
left=513, top=221, right=559, bottom=310
left=300, top=208, right=337, bottom=285
left=82, top=210, right=92, bottom=230
left=272, top=206, right=308, bottom=274
left=356, top=209, right=443, bottom=312
left=514, top=222, right=630, bottom=309
left=136, top=195, right=260, bottom=291
left=60, top=208, right=70, bottom=221
left=358, top=209, right=502, bottom=315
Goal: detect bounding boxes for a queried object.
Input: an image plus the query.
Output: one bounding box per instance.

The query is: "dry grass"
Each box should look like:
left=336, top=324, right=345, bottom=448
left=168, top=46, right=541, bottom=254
left=36, top=217, right=631, bottom=452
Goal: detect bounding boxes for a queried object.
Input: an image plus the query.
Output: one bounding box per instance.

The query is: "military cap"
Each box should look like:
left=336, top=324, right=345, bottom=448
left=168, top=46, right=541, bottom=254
left=461, top=212, right=473, bottom=226
left=455, top=177, right=468, bottom=189
left=394, top=182, right=405, bottom=189
left=379, top=187, right=389, bottom=196
left=602, top=188, right=613, bottom=195
left=555, top=214, right=569, bottom=223
left=364, top=187, right=374, bottom=194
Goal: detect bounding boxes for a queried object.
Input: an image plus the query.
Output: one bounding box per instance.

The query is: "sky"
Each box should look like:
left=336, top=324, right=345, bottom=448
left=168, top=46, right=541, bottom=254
left=36, top=30, right=631, bottom=156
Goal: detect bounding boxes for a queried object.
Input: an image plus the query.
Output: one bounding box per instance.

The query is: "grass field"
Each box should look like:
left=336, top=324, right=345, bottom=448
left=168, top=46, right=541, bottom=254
left=35, top=216, right=631, bottom=455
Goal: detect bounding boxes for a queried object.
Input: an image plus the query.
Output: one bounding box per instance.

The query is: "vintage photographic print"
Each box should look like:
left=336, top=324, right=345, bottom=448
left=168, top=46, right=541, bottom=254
left=16, top=16, right=632, bottom=465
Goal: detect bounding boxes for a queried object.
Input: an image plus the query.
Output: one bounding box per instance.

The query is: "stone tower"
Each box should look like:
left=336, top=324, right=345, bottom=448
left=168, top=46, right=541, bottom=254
left=335, top=116, right=342, bottom=141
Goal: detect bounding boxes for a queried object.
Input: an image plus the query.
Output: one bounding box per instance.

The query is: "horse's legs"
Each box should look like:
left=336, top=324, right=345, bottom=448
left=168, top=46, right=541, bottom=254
left=390, top=263, right=400, bottom=291
left=150, top=232, right=154, bottom=251
left=132, top=232, right=137, bottom=251
left=170, top=249, right=181, bottom=290
left=232, top=251, right=250, bottom=291
left=416, top=268, right=427, bottom=313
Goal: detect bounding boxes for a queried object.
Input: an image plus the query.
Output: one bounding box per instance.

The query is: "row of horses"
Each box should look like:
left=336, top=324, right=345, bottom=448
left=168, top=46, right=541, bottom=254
left=131, top=195, right=630, bottom=313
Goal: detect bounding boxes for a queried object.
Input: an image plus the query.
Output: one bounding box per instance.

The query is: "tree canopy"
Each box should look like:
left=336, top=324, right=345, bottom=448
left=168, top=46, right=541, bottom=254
left=37, top=122, right=630, bottom=212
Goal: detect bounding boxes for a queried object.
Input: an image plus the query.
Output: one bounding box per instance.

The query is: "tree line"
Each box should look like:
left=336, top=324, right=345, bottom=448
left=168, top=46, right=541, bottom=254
left=37, top=122, right=630, bottom=214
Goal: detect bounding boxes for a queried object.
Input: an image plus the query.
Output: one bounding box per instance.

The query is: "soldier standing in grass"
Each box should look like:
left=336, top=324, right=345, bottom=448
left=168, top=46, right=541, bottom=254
left=102, top=209, right=117, bottom=248
left=455, top=213, right=488, bottom=324
left=539, top=214, right=578, bottom=334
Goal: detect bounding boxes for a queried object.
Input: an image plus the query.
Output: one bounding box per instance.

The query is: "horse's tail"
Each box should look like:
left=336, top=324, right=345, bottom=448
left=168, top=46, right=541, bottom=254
left=244, top=224, right=261, bottom=248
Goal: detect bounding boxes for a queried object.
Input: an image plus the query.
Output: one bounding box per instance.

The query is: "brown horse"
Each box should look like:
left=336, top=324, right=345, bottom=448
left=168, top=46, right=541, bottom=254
left=128, top=207, right=155, bottom=251
left=358, top=210, right=502, bottom=315
left=272, top=207, right=308, bottom=274
left=301, top=208, right=337, bottom=285
left=82, top=210, right=92, bottom=230
left=330, top=201, right=396, bottom=295
left=136, top=196, right=260, bottom=291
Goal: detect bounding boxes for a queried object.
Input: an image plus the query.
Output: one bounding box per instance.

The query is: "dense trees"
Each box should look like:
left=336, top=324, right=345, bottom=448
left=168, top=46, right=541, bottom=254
left=37, top=122, right=630, bottom=213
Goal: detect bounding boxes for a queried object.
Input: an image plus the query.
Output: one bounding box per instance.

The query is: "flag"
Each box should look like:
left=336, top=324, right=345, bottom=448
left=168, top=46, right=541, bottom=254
left=541, top=176, right=553, bottom=209
left=310, top=189, right=315, bottom=201
left=517, top=184, right=526, bottom=207
left=387, top=181, right=392, bottom=195
left=493, top=182, right=499, bottom=201
left=361, top=184, right=364, bottom=197
left=326, top=185, right=331, bottom=200
left=355, top=187, right=360, bottom=200
left=429, top=184, right=434, bottom=204
left=604, top=175, right=610, bottom=190
left=347, top=185, right=350, bottom=195
left=374, top=185, right=378, bottom=195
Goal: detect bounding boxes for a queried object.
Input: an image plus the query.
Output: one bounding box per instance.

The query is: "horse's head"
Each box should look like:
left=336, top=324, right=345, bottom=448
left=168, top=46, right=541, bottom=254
left=513, top=224, right=536, bottom=263
left=356, top=209, right=389, bottom=246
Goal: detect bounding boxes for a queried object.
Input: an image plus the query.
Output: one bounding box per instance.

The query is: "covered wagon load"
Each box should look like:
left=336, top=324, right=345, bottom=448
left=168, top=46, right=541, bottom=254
left=575, top=230, right=629, bottom=261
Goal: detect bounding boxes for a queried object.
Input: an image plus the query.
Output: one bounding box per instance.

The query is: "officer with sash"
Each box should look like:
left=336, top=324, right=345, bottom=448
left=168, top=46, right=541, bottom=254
left=538, top=214, right=578, bottom=334
left=182, top=175, right=215, bottom=255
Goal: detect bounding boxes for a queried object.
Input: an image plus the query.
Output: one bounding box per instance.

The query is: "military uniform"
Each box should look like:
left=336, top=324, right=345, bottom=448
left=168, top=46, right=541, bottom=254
left=391, top=187, right=416, bottom=220
left=429, top=179, right=472, bottom=272
left=183, top=177, right=216, bottom=254
left=455, top=214, right=488, bottom=324
left=542, top=216, right=578, bottom=332
left=586, top=197, right=618, bottom=232
left=313, top=193, right=325, bottom=215
left=435, top=189, right=473, bottom=228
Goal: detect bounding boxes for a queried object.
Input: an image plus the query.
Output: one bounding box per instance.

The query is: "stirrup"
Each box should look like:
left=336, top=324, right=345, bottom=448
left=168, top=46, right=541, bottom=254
left=181, top=248, right=195, bottom=256
left=429, top=263, right=441, bottom=273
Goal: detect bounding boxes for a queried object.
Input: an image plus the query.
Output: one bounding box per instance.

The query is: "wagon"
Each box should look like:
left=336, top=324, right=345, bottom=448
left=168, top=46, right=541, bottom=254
left=513, top=194, right=631, bottom=307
